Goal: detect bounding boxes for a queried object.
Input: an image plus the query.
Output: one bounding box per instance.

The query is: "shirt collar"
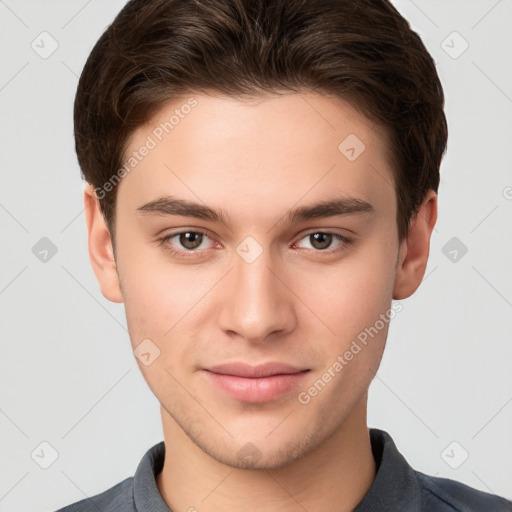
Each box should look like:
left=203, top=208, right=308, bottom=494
left=353, top=428, right=422, bottom=511
left=133, top=440, right=170, bottom=512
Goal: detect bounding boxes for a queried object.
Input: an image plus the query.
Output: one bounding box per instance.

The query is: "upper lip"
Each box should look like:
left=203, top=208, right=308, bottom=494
left=205, top=362, right=309, bottom=378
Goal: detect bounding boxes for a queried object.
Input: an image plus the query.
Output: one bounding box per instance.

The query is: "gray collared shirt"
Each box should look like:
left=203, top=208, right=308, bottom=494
left=55, top=428, right=512, bottom=511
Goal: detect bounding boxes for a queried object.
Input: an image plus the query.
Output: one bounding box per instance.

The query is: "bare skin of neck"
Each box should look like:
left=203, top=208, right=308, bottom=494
left=156, top=394, right=376, bottom=512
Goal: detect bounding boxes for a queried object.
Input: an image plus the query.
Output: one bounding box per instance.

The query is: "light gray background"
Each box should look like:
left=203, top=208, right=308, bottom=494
left=1, top=1, right=511, bottom=511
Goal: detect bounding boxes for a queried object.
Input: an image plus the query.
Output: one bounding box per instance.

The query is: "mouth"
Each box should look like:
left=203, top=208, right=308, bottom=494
left=202, top=362, right=310, bottom=403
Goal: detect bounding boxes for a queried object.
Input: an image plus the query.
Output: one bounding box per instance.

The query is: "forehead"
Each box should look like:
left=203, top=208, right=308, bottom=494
left=116, top=91, right=396, bottom=226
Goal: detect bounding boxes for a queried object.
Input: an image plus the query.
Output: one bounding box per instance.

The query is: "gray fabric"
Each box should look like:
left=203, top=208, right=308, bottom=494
left=55, top=429, right=512, bottom=511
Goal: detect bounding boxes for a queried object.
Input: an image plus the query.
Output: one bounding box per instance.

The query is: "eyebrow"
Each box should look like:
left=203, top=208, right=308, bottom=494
left=136, top=195, right=375, bottom=225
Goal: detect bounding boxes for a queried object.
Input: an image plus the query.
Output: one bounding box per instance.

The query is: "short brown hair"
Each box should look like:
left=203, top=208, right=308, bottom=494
left=74, top=0, right=447, bottom=246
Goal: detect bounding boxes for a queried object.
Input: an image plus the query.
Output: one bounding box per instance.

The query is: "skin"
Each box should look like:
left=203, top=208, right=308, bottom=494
left=84, top=92, right=437, bottom=512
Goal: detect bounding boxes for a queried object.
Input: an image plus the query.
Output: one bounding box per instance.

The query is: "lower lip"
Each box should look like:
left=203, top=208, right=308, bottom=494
left=203, top=370, right=310, bottom=403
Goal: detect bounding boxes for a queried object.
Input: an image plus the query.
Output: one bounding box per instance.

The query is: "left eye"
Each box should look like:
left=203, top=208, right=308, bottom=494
left=295, top=232, right=350, bottom=252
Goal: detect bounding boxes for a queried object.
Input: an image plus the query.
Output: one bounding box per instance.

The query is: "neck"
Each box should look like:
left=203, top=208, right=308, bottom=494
left=156, top=395, right=376, bottom=512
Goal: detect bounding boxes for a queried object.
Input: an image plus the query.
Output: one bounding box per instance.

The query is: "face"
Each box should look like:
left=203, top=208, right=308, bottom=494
left=87, top=91, right=434, bottom=469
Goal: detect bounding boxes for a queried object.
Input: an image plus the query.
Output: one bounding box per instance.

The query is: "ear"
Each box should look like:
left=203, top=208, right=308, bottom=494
left=83, top=184, right=123, bottom=303
left=393, top=189, right=438, bottom=300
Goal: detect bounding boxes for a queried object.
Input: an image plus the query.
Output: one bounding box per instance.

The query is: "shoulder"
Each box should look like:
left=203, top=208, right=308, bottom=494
left=53, top=441, right=166, bottom=512
left=363, top=429, right=512, bottom=512
left=415, top=471, right=512, bottom=511
left=54, top=476, right=135, bottom=512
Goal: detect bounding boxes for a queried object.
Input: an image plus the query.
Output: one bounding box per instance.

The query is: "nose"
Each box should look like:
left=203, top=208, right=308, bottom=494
left=217, top=243, right=296, bottom=344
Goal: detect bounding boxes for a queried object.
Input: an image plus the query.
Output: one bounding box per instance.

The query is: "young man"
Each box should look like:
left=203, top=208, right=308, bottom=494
left=58, top=0, right=511, bottom=510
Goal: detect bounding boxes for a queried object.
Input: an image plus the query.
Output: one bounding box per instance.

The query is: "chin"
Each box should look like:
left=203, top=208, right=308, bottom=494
left=203, top=429, right=318, bottom=471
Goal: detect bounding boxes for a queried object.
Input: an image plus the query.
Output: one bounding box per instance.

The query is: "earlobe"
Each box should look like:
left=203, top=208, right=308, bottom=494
left=393, top=190, right=438, bottom=300
left=83, top=184, right=124, bottom=303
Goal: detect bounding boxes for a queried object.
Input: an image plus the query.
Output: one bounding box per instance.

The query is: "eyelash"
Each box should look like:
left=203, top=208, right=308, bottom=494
left=157, top=229, right=354, bottom=259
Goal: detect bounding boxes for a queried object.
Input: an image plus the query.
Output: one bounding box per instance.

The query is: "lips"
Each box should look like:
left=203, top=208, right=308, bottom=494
left=203, top=362, right=310, bottom=403
left=206, top=362, right=308, bottom=378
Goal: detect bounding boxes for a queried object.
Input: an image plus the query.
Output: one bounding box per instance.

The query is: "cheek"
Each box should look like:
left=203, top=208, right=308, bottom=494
left=118, top=250, right=222, bottom=380
left=296, top=239, right=397, bottom=344
left=118, top=261, right=201, bottom=397
left=118, top=247, right=198, bottom=337
left=295, top=254, right=396, bottom=413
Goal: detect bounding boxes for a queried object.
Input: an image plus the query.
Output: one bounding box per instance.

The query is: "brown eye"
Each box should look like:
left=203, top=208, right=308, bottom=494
left=294, top=231, right=353, bottom=255
left=309, top=233, right=333, bottom=250
left=179, top=232, right=203, bottom=250
left=158, top=229, right=216, bottom=260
